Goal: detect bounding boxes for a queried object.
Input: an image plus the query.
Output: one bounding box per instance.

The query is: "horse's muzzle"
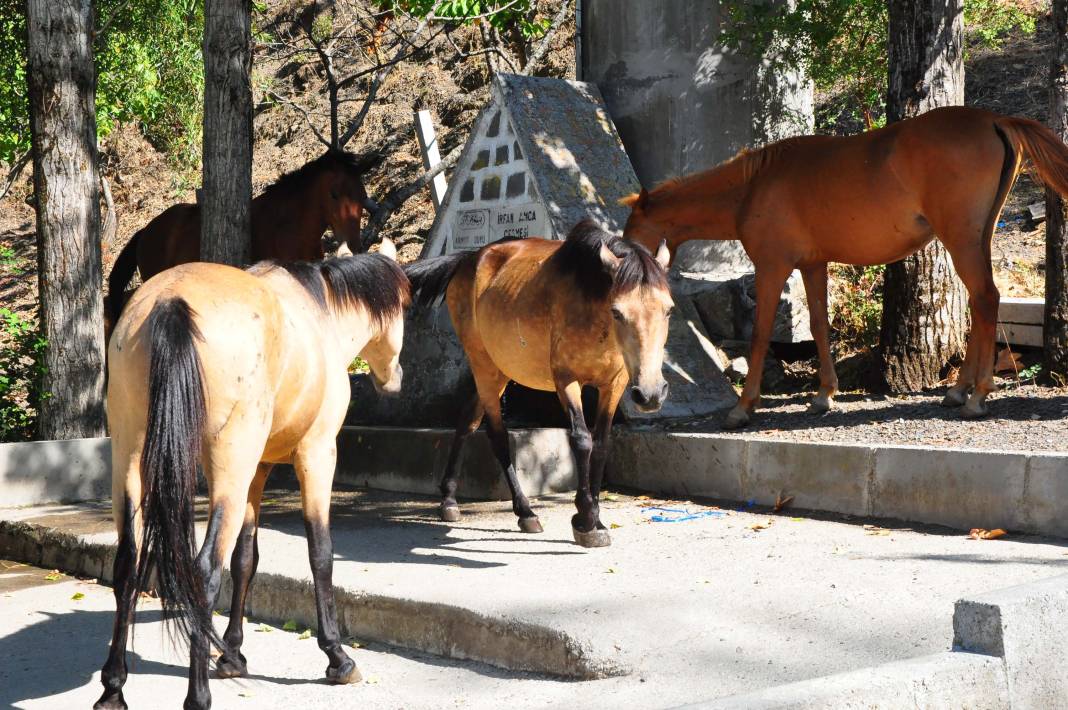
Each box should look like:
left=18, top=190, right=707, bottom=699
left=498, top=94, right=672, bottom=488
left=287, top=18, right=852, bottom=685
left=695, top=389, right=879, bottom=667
left=630, top=381, right=668, bottom=412
left=372, top=363, right=403, bottom=396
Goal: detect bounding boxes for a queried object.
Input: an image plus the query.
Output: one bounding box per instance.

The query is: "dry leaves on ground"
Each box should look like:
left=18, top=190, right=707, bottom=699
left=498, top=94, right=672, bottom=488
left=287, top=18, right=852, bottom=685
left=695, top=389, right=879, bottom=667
left=968, top=528, right=1007, bottom=540
left=749, top=519, right=774, bottom=531
left=773, top=493, right=794, bottom=513
left=864, top=525, right=891, bottom=536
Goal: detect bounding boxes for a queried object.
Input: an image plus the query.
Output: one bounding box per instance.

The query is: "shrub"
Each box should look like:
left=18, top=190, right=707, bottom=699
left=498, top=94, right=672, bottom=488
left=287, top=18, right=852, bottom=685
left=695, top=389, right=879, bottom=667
left=0, top=307, right=47, bottom=442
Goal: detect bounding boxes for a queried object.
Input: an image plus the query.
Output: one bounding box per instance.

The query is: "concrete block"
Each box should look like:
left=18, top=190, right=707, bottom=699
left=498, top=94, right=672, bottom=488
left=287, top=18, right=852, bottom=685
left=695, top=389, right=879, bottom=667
left=686, top=271, right=813, bottom=345
left=680, top=651, right=1008, bottom=709
left=954, top=574, right=1068, bottom=708
left=871, top=447, right=1028, bottom=531
left=335, top=426, right=575, bottom=501
left=607, top=430, right=746, bottom=502
left=0, top=437, right=110, bottom=506
left=744, top=440, right=872, bottom=517
left=1020, top=453, right=1068, bottom=537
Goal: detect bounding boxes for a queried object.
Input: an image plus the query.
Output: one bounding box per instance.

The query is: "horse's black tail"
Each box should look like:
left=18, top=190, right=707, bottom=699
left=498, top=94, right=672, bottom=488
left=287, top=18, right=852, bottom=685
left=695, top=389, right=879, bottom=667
left=403, top=251, right=478, bottom=309
left=106, top=231, right=141, bottom=327
left=135, top=297, right=217, bottom=648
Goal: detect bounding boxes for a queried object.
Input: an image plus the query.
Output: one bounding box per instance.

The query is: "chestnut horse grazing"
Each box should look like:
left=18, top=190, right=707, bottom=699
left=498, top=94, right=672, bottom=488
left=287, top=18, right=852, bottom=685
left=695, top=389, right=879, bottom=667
left=105, top=149, right=379, bottom=325
left=622, top=106, right=1068, bottom=428
left=95, top=242, right=408, bottom=710
left=405, top=221, right=673, bottom=548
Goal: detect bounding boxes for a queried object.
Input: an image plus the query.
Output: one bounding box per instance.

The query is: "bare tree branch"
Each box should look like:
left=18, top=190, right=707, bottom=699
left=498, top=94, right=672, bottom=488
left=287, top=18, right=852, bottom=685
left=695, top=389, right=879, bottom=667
left=523, top=0, right=570, bottom=75
left=362, top=142, right=463, bottom=243
left=267, top=90, right=332, bottom=147
left=0, top=149, right=31, bottom=201
left=339, top=1, right=448, bottom=147
left=100, top=175, right=117, bottom=247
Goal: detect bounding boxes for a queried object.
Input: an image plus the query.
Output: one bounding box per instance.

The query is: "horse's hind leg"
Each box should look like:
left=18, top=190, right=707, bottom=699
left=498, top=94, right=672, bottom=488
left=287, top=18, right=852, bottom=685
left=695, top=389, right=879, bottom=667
left=801, top=264, right=838, bottom=413
left=294, top=441, right=361, bottom=685
left=216, top=462, right=273, bottom=679
left=439, top=391, right=485, bottom=522
left=725, top=262, right=793, bottom=429
left=481, top=380, right=541, bottom=534
left=185, top=451, right=263, bottom=710
left=95, top=497, right=139, bottom=710
left=944, top=244, right=1000, bottom=418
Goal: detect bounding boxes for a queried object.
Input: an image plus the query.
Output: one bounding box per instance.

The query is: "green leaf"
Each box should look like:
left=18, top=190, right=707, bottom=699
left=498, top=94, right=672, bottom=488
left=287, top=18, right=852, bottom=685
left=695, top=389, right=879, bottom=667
left=71, top=592, right=85, bottom=600
left=298, top=628, right=313, bottom=640
left=282, top=619, right=298, bottom=631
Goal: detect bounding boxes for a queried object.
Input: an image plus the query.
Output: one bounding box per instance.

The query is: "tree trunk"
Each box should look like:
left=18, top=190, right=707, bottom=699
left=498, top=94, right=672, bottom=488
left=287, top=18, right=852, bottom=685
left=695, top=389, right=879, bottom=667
left=26, top=0, right=106, bottom=440
left=1046, top=0, right=1068, bottom=380
left=201, top=0, right=252, bottom=265
left=879, top=0, right=969, bottom=392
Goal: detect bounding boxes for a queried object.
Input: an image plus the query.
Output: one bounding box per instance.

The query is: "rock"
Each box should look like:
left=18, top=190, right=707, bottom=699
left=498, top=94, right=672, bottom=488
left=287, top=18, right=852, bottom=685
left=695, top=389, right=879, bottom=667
left=726, top=357, right=749, bottom=379
left=682, top=270, right=814, bottom=345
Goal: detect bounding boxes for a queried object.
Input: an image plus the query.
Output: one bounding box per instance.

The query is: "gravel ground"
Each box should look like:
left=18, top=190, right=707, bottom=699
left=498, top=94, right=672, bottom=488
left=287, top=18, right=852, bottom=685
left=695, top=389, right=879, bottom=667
left=667, top=383, right=1068, bottom=453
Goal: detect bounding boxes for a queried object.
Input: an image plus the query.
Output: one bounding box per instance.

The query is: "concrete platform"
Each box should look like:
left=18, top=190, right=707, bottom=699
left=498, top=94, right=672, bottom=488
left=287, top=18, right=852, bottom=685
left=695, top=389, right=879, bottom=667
left=2, top=487, right=1068, bottom=707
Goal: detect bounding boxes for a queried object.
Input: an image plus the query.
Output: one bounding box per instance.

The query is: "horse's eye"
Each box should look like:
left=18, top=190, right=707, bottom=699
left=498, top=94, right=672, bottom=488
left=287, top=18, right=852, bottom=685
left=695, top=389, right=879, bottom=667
left=666, top=306, right=675, bottom=318
left=611, top=307, right=625, bottom=322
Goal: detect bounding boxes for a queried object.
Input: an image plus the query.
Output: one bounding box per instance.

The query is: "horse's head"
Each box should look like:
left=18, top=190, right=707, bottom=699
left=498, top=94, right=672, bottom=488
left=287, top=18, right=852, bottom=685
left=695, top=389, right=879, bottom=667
left=323, top=151, right=380, bottom=255
left=359, top=237, right=407, bottom=395
left=600, top=238, right=674, bottom=412
left=620, top=188, right=672, bottom=259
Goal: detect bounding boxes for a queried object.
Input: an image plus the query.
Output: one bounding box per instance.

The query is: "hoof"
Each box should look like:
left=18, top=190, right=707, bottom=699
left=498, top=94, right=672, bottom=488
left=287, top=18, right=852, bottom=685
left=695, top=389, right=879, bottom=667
left=573, top=527, right=612, bottom=548
left=326, top=658, right=362, bottom=685
left=723, top=407, right=750, bottom=430
left=215, top=651, right=248, bottom=679
left=808, top=397, right=833, bottom=414
left=518, top=516, right=543, bottom=534
left=960, top=403, right=989, bottom=420
left=941, top=390, right=967, bottom=408
left=440, top=504, right=461, bottom=523
left=94, top=691, right=128, bottom=710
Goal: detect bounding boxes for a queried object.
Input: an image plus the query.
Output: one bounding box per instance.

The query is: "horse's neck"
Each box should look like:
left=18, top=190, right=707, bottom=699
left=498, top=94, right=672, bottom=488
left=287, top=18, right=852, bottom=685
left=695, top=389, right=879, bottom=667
left=327, top=307, right=373, bottom=363
left=656, top=151, right=768, bottom=246
left=252, top=176, right=326, bottom=230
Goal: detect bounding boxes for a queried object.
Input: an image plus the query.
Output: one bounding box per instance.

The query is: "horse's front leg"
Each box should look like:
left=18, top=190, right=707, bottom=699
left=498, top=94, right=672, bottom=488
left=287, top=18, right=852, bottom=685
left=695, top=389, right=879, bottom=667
left=556, top=378, right=606, bottom=548
left=216, top=463, right=272, bottom=680
left=293, top=442, right=361, bottom=685
left=800, top=264, right=838, bottom=413
left=725, top=263, right=793, bottom=429
left=588, top=374, right=628, bottom=532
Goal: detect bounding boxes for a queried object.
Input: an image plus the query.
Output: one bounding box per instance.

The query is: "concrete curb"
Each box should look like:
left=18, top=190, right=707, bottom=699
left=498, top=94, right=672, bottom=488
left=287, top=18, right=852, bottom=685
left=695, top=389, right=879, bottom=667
left=680, top=574, right=1068, bottom=709
left=607, top=430, right=1068, bottom=537
left=0, top=518, right=622, bottom=681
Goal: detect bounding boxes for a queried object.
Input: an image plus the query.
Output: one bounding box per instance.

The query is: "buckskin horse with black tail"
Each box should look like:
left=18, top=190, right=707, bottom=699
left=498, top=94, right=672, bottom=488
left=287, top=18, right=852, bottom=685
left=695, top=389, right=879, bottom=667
left=95, top=240, right=408, bottom=710
left=621, top=106, right=1068, bottom=428
left=105, top=149, right=380, bottom=327
left=404, top=220, right=673, bottom=548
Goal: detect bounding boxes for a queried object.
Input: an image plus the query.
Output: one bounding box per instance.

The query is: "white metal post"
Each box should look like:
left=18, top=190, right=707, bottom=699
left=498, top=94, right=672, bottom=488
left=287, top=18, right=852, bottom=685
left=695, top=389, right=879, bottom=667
left=414, top=109, right=448, bottom=212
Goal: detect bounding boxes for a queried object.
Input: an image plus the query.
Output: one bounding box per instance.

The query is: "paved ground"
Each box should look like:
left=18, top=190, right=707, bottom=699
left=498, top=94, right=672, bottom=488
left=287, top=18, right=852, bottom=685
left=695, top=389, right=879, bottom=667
left=673, top=385, right=1068, bottom=452
left=3, top=488, right=1068, bottom=709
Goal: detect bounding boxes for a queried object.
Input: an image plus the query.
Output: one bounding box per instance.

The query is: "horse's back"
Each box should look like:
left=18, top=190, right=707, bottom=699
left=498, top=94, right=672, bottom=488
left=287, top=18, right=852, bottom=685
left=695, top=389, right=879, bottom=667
left=448, top=238, right=560, bottom=391
left=743, top=106, right=1007, bottom=265
left=110, top=262, right=286, bottom=443
left=136, top=203, right=201, bottom=281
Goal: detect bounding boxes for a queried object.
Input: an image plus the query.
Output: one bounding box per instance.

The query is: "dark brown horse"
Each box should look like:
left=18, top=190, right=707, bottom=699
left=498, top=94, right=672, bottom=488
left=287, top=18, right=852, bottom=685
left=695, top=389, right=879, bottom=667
left=105, top=149, right=378, bottom=325
left=405, top=221, right=673, bottom=547
left=622, top=106, right=1068, bottom=428
left=96, top=240, right=408, bottom=710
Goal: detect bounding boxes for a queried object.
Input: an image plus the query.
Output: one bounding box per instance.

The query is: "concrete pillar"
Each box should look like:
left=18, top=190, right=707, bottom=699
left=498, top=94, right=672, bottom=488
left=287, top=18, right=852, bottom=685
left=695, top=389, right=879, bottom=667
left=579, top=0, right=813, bottom=276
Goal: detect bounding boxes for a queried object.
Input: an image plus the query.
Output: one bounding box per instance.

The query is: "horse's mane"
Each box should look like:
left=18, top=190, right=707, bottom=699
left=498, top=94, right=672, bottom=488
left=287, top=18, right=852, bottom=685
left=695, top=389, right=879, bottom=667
left=258, top=253, right=410, bottom=331
left=260, top=149, right=378, bottom=198
left=549, top=219, right=668, bottom=301
left=621, top=140, right=795, bottom=207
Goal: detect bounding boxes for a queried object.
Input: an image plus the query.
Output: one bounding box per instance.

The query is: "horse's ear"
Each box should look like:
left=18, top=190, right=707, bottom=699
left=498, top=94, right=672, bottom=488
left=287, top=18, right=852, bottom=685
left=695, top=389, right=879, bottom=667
left=655, top=239, right=671, bottom=269
left=378, top=237, right=398, bottom=261
left=599, top=242, right=621, bottom=273
left=620, top=188, right=650, bottom=211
